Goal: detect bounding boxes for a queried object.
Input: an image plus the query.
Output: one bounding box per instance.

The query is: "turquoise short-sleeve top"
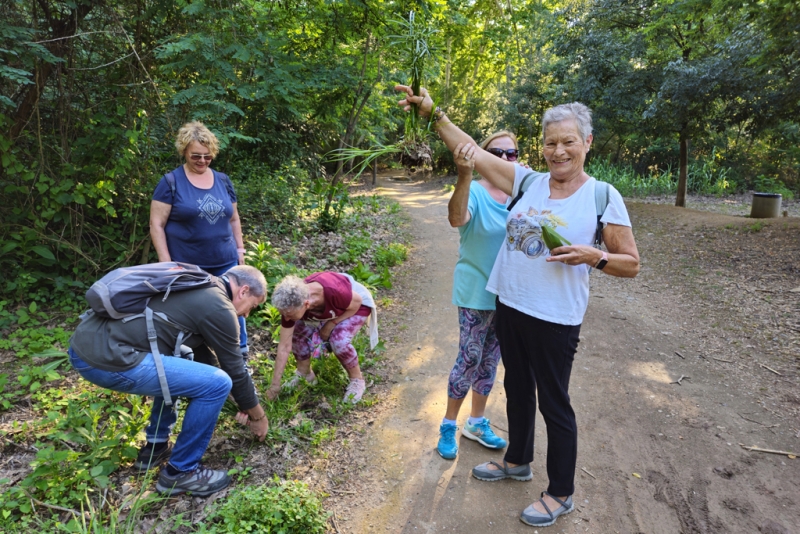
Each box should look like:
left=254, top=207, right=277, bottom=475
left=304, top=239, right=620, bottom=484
left=452, top=181, right=508, bottom=310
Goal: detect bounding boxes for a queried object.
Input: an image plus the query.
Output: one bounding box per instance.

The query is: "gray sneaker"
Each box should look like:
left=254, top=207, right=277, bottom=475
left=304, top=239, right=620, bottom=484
left=520, top=491, right=574, bottom=527
left=155, top=465, right=231, bottom=497
left=472, top=460, right=532, bottom=481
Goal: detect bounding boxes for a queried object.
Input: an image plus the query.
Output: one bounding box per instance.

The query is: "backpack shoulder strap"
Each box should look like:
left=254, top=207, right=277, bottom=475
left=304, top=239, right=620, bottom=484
left=213, top=170, right=237, bottom=202
left=594, top=180, right=610, bottom=247
left=507, top=172, right=547, bottom=212
left=164, top=171, right=177, bottom=202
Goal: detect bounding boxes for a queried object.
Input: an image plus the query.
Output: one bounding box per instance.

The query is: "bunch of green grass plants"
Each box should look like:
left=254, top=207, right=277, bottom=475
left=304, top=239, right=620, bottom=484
left=375, top=243, right=408, bottom=269
left=196, top=477, right=329, bottom=534
left=327, top=11, right=440, bottom=176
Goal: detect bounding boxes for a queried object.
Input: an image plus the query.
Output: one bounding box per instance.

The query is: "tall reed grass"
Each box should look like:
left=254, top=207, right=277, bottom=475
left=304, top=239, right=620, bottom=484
left=586, top=159, right=674, bottom=197
left=587, top=157, right=737, bottom=197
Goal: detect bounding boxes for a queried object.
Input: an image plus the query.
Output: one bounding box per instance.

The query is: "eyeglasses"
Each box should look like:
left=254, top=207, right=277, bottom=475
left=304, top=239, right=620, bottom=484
left=486, top=148, right=519, bottom=162
left=189, top=154, right=213, bottom=161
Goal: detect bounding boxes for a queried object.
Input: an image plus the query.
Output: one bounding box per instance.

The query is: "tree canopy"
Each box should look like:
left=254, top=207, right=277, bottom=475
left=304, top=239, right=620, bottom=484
left=2, top=0, right=798, bottom=297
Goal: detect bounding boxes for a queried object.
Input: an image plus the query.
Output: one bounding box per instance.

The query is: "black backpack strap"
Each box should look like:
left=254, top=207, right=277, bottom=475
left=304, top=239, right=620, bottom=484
left=594, top=180, right=610, bottom=248
left=507, top=172, right=546, bottom=212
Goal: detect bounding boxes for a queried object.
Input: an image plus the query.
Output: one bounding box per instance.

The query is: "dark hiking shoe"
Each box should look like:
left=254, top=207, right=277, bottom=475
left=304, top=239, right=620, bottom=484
left=155, top=465, right=231, bottom=497
left=133, top=442, right=172, bottom=472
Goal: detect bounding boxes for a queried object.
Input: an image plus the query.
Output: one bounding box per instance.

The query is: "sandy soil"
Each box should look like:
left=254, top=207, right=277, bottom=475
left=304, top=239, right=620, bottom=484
left=329, top=175, right=799, bottom=534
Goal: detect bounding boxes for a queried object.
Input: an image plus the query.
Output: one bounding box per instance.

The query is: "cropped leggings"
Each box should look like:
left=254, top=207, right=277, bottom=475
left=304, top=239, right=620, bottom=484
left=447, top=307, right=502, bottom=399
left=292, top=315, right=368, bottom=370
left=496, top=300, right=581, bottom=497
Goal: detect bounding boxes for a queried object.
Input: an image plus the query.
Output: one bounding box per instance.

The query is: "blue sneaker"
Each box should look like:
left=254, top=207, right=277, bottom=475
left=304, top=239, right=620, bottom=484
left=462, top=418, right=507, bottom=449
left=437, top=423, right=458, bottom=459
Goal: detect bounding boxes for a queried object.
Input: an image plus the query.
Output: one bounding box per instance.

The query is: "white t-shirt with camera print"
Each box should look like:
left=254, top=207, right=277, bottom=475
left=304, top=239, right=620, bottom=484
left=485, top=164, right=631, bottom=326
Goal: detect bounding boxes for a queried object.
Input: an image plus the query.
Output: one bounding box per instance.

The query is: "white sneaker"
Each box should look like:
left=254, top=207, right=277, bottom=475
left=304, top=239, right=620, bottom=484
left=282, top=370, right=318, bottom=390
left=343, top=378, right=366, bottom=404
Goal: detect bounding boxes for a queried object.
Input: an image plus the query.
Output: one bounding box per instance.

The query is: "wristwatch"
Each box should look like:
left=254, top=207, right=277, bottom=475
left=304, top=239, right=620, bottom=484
left=595, top=251, right=608, bottom=270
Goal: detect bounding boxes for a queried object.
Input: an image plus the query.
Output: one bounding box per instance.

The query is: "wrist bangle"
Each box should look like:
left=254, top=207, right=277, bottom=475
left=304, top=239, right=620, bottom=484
left=432, top=106, right=445, bottom=122
left=249, top=413, right=266, bottom=422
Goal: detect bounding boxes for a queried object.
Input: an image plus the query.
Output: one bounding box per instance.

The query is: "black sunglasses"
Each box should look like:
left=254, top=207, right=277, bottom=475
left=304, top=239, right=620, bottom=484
left=486, top=148, right=519, bottom=162
left=189, top=154, right=213, bottom=161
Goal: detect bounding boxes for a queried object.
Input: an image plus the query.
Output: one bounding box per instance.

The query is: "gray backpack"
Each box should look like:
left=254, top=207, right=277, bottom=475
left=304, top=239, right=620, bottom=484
left=507, top=172, right=610, bottom=248
left=84, top=262, right=215, bottom=405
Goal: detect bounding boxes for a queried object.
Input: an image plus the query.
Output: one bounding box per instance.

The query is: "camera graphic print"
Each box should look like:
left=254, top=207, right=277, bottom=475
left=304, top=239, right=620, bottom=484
left=196, top=193, right=227, bottom=224
left=506, top=208, right=569, bottom=259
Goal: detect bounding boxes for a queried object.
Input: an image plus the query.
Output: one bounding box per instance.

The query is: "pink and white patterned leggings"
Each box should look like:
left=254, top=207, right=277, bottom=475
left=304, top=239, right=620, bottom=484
left=292, top=315, right=368, bottom=370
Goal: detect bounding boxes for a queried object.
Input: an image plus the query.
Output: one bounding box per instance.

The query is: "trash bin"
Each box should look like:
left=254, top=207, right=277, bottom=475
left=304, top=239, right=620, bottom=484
left=751, top=193, right=782, bottom=218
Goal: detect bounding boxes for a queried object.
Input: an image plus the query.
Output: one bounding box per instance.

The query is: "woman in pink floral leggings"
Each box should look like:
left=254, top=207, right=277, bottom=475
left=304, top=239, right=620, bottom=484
left=267, top=272, right=379, bottom=404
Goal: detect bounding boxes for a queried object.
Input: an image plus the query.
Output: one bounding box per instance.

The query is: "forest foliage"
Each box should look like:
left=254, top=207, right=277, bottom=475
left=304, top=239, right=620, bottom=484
left=1, top=0, right=798, bottom=303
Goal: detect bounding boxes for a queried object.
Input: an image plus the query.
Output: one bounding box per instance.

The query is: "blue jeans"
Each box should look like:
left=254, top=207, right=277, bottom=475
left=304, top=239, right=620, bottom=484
left=203, top=261, right=248, bottom=354
left=68, top=347, right=232, bottom=472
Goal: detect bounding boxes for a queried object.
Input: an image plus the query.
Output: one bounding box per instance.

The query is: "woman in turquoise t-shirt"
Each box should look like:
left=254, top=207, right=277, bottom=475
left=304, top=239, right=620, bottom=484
left=436, top=131, right=518, bottom=460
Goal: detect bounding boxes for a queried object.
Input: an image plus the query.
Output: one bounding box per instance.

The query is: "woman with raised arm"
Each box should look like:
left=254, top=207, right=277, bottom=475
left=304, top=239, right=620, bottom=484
left=397, top=86, right=640, bottom=528
left=437, top=131, right=519, bottom=460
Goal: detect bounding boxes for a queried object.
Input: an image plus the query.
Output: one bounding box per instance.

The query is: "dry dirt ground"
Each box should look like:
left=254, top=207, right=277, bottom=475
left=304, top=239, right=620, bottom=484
left=325, top=175, right=799, bottom=534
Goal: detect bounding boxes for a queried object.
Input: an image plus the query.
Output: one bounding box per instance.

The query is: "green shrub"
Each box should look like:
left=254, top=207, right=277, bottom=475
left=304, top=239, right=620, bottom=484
left=198, top=479, right=329, bottom=534
left=375, top=243, right=408, bottom=269
left=754, top=175, right=795, bottom=200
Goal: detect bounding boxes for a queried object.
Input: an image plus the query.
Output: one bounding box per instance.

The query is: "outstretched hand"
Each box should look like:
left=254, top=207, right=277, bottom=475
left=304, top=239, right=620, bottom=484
left=395, top=85, right=434, bottom=118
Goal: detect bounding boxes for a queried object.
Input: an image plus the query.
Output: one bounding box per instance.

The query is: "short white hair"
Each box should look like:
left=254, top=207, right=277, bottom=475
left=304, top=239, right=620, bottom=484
left=271, top=275, right=308, bottom=311
left=542, top=102, right=593, bottom=143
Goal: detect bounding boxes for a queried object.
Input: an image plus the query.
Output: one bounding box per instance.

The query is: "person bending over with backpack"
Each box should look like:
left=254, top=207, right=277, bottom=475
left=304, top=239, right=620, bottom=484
left=397, top=86, right=640, bottom=528
left=68, top=265, right=267, bottom=497
left=149, top=122, right=251, bottom=365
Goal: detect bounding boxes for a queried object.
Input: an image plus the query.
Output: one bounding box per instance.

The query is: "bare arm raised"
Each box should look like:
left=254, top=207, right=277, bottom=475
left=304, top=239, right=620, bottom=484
left=395, top=85, right=516, bottom=196
left=448, top=143, right=476, bottom=227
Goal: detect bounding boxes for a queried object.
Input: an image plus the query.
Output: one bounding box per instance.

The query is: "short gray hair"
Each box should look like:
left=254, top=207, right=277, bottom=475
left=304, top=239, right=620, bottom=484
left=542, top=102, right=593, bottom=143
left=271, top=275, right=309, bottom=311
left=225, top=265, right=267, bottom=297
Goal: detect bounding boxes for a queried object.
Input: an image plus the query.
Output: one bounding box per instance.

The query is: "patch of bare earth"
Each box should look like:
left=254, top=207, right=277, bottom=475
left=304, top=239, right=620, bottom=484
left=326, top=177, right=799, bottom=534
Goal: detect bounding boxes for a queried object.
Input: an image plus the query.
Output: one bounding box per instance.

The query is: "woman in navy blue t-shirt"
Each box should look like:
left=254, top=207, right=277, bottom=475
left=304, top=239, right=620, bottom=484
left=149, top=121, right=249, bottom=357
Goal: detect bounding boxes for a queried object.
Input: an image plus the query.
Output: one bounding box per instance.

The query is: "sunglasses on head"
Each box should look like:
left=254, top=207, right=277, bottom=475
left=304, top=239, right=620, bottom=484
left=486, top=148, right=519, bottom=161
left=189, top=154, right=213, bottom=161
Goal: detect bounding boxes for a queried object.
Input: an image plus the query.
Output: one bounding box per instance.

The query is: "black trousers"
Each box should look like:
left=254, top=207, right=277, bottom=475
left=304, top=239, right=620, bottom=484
left=496, top=299, right=581, bottom=496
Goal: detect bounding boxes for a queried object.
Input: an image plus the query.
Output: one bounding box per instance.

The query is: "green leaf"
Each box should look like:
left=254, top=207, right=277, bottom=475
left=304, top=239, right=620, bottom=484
left=29, top=246, right=55, bottom=260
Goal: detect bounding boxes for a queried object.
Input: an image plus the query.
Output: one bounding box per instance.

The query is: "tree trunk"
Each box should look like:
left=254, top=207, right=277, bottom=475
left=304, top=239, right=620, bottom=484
left=324, top=33, right=376, bottom=213
left=676, top=133, right=689, bottom=207
left=9, top=1, right=94, bottom=140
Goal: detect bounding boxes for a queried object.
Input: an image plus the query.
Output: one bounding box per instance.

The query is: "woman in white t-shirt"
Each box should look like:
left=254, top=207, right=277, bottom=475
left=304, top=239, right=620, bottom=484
left=396, top=86, right=640, bottom=528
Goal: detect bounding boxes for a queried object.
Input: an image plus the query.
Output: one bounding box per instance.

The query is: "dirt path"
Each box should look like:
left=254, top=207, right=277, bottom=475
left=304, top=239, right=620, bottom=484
left=336, top=176, right=799, bottom=534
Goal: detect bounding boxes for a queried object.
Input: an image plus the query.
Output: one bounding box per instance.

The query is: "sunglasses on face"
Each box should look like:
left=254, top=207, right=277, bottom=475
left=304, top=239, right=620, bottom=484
left=189, top=154, right=213, bottom=161
left=486, top=148, right=519, bottom=162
